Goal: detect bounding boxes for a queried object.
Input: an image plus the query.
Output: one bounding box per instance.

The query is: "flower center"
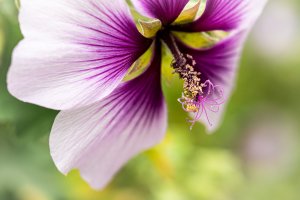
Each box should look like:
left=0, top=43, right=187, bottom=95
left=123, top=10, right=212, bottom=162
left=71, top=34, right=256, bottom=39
left=161, top=34, right=203, bottom=105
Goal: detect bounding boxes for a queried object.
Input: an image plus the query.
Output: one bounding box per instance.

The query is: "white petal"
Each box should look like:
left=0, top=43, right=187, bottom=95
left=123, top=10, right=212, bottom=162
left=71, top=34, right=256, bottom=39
left=50, top=46, right=167, bottom=189
left=8, top=0, right=151, bottom=110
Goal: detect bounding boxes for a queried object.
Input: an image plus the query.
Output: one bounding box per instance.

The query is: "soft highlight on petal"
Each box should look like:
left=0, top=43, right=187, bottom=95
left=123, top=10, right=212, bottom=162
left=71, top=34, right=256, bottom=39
left=8, top=0, right=151, bottom=110
left=131, top=0, right=189, bottom=25
left=50, top=42, right=167, bottom=189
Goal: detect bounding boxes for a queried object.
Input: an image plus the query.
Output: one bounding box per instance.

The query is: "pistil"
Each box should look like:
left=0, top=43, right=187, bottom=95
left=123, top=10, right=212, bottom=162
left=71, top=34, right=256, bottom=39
left=161, top=32, right=224, bottom=129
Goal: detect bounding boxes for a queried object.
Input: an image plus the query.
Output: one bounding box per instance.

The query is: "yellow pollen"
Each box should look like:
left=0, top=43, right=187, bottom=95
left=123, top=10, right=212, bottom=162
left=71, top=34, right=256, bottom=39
left=186, top=103, right=199, bottom=113
left=172, top=54, right=203, bottom=102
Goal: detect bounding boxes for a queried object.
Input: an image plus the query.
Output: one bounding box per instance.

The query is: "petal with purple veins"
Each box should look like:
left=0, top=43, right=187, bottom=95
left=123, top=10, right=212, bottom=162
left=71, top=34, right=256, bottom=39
left=8, top=0, right=151, bottom=110
left=175, top=0, right=268, bottom=32
left=131, top=0, right=189, bottom=25
left=49, top=42, right=167, bottom=189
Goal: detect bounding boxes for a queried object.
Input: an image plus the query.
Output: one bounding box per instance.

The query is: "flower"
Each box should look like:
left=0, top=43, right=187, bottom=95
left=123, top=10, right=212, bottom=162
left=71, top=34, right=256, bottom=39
left=8, top=0, right=267, bottom=189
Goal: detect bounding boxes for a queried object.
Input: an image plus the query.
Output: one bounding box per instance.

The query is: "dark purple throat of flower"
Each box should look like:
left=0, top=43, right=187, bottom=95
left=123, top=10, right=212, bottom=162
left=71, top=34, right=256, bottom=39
left=160, top=32, right=225, bottom=129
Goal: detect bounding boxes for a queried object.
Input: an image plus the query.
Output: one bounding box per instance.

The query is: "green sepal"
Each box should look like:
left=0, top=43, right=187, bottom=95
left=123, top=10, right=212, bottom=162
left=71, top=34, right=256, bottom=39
left=138, top=19, right=162, bottom=39
left=173, top=0, right=201, bottom=25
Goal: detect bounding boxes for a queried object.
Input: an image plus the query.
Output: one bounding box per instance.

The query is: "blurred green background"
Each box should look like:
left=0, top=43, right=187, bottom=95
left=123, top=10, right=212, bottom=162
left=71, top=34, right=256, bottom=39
left=1, top=0, right=300, bottom=199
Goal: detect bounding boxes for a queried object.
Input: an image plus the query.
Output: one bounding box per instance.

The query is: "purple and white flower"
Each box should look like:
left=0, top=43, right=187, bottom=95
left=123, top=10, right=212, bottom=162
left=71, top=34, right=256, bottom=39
left=8, top=0, right=267, bottom=189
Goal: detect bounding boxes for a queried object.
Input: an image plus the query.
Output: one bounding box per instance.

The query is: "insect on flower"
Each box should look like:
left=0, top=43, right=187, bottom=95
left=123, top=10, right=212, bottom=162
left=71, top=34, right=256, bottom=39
left=8, top=0, right=267, bottom=189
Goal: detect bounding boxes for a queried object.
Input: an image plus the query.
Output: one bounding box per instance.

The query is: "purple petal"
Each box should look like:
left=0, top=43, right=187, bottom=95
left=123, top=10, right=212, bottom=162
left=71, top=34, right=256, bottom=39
left=49, top=42, right=167, bottom=189
left=131, top=0, right=189, bottom=25
left=176, top=0, right=268, bottom=32
left=176, top=31, right=247, bottom=131
left=8, top=0, right=151, bottom=110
